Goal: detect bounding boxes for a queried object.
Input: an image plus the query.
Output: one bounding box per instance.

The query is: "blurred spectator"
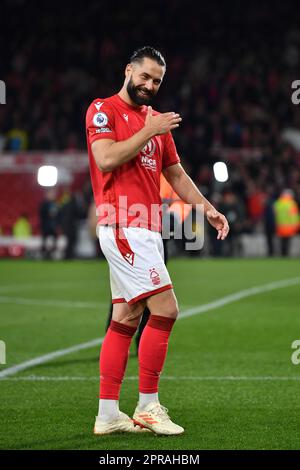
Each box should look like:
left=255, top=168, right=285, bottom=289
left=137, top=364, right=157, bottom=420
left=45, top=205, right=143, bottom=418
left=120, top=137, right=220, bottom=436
left=39, top=189, right=58, bottom=259
left=0, top=134, right=6, bottom=151
left=5, top=112, right=28, bottom=151
left=87, top=201, right=103, bottom=258
left=161, top=174, right=192, bottom=255
left=58, top=189, right=78, bottom=260
left=273, top=189, right=300, bottom=256
left=12, top=214, right=32, bottom=239
left=246, top=183, right=267, bottom=226
left=263, top=187, right=276, bottom=256
left=211, top=188, right=246, bottom=256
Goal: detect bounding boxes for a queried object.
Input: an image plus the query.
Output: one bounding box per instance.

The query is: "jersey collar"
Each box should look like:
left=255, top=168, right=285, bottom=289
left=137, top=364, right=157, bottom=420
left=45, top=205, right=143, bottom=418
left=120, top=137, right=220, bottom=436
left=114, top=94, right=146, bottom=112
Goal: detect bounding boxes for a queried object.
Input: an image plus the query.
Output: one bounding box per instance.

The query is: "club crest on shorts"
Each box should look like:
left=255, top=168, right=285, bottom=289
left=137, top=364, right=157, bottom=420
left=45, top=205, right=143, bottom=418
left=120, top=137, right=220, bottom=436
left=149, top=268, right=160, bottom=286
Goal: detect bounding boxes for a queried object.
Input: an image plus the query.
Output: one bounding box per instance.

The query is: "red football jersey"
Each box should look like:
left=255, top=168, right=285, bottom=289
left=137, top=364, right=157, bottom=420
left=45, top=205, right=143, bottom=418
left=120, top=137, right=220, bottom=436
left=85, top=94, right=180, bottom=232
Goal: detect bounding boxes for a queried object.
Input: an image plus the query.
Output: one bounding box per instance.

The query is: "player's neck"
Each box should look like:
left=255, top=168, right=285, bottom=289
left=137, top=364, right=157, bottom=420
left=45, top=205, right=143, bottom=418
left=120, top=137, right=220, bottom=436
left=117, top=88, right=141, bottom=109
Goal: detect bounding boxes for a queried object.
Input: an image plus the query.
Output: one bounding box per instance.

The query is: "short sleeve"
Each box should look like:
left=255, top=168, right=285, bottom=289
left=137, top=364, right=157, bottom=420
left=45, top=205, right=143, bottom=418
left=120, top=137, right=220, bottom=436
left=86, top=100, right=116, bottom=145
left=162, top=132, right=180, bottom=169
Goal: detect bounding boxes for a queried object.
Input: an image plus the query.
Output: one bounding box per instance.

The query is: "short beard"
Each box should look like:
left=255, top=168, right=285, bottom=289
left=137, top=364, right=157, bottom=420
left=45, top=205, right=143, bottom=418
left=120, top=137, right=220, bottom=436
left=126, top=77, right=154, bottom=106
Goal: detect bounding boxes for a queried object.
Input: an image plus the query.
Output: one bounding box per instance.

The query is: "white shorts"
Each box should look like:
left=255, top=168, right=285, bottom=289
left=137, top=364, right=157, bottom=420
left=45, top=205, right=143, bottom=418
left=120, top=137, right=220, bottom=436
left=98, top=225, right=173, bottom=305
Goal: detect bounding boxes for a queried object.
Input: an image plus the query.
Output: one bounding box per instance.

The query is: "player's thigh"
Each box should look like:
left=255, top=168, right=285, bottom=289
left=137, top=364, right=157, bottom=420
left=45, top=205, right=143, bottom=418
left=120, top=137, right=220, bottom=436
left=145, top=288, right=179, bottom=319
left=112, top=299, right=146, bottom=327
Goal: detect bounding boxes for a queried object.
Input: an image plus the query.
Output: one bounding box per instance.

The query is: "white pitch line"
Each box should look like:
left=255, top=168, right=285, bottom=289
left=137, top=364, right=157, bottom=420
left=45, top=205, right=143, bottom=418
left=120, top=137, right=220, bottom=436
left=0, top=277, right=300, bottom=379
left=0, top=295, right=192, bottom=311
left=1, top=375, right=300, bottom=382
left=0, top=280, right=101, bottom=293
left=179, top=277, right=300, bottom=319
left=0, top=339, right=103, bottom=379
left=0, top=296, right=108, bottom=310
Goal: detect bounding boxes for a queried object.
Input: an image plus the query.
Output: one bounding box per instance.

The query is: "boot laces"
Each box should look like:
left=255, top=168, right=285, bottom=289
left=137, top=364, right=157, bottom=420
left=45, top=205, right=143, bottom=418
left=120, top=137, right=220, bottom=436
left=150, top=403, right=170, bottom=422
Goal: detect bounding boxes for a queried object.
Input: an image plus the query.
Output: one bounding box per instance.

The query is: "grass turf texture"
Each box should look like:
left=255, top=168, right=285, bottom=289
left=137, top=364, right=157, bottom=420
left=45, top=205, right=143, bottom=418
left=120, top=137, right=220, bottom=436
left=0, top=258, right=300, bottom=450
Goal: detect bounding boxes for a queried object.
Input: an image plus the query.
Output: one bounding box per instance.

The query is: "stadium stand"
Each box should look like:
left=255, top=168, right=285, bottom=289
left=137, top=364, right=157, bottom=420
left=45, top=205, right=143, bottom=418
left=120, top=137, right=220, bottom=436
left=0, top=1, right=299, bottom=255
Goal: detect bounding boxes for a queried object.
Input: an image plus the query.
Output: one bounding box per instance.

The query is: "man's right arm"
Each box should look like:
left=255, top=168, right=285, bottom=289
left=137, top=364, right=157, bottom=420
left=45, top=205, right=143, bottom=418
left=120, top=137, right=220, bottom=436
left=91, top=106, right=181, bottom=172
left=91, top=126, right=154, bottom=173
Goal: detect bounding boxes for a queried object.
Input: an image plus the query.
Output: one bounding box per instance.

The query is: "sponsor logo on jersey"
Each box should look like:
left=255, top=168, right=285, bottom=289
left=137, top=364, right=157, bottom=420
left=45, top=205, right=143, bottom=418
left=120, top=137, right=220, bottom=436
left=94, top=101, right=104, bottom=111
left=149, top=268, right=161, bottom=286
left=141, top=139, right=156, bottom=158
left=140, top=139, right=157, bottom=171
left=123, top=113, right=128, bottom=122
left=140, top=156, right=157, bottom=171
left=95, top=128, right=112, bottom=133
left=93, top=112, right=108, bottom=127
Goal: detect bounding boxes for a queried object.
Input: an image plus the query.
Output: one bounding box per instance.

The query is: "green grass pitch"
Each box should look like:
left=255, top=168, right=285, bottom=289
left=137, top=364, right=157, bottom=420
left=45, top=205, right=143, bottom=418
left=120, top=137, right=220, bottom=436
left=0, top=258, right=300, bottom=450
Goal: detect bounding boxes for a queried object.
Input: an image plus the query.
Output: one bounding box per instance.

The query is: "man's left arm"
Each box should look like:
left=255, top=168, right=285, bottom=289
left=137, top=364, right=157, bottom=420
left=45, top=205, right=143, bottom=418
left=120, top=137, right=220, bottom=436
left=163, top=163, right=230, bottom=240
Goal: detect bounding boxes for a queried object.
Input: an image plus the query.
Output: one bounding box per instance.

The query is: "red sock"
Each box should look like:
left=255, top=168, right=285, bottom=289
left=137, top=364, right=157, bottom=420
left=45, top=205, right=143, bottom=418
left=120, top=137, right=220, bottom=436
left=99, top=320, right=136, bottom=400
left=138, top=315, right=176, bottom=394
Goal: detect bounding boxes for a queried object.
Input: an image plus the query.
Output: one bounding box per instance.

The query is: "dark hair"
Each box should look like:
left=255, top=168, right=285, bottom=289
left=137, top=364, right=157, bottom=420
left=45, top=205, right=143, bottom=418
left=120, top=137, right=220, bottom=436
left=130, top=46, right=166, bottom=67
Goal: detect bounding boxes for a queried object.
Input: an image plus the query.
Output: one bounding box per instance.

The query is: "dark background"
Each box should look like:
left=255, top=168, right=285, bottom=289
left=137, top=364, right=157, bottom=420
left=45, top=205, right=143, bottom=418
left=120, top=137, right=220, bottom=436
left=0, top=0, right=300, bottom=254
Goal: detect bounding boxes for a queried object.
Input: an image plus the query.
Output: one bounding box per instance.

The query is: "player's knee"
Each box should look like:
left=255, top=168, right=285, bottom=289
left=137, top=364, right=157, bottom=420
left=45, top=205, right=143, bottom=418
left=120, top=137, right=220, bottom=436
left=112, top=301, right=143, bottom=325
left=124, top=309, right=143, bottom=322
left=123, top=300, right=145, bottom=323
left=159, top=296, right=179, bottom=320
left=146, top=289, right=179, bottom=319
left=167, top=299, right=179, bottom=319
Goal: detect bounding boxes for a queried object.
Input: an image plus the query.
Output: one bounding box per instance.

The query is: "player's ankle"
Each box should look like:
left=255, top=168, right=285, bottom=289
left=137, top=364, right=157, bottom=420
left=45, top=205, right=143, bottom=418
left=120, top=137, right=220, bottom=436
left=96, top=412, right=119, bottom=423
left=138, top=392, right=159, bottom=409
left=98, top=399, right=119, bottom=421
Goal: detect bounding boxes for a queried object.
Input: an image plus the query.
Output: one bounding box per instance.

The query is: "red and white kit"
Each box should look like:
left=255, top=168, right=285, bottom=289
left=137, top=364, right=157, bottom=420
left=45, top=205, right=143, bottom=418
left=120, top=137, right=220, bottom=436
left=86, top=94, right=180, bottom=304
left=98, top=225, right=172, bottom=304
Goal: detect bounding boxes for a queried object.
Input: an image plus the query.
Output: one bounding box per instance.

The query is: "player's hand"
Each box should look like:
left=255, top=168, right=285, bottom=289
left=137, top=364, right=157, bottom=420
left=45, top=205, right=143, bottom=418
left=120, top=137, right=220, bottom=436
left=145, top=106, right=182, bottom=135
left=206, top=210, right=230, bottom=240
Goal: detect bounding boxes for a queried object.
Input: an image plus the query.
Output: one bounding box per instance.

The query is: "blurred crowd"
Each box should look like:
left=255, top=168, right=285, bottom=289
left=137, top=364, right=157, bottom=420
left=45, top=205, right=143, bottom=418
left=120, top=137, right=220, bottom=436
left=1, top=1, right=300, bottom=255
